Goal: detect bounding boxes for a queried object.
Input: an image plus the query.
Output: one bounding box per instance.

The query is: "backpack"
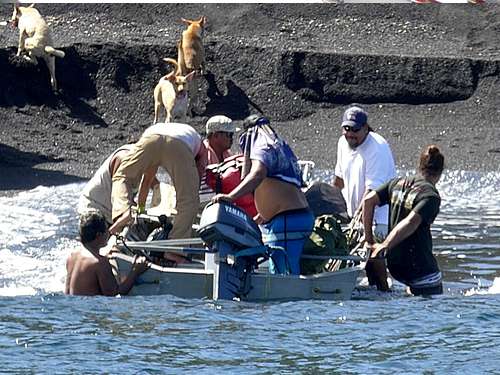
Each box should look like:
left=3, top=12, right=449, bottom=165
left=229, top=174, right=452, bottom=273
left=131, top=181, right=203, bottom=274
left=300, top=214, right=349, bottom=275
left=205, top=154, right=258, bottom=218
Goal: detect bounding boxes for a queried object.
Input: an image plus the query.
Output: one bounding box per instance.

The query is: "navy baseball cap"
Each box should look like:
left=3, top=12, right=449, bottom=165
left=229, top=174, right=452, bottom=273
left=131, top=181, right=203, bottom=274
left=341, top=106, right=368, bottom=130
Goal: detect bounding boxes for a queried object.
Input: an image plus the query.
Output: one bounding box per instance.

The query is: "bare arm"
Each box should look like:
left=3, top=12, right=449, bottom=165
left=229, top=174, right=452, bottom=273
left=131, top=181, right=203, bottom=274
left=362, top=190, right=381, bottom=245
left=109, top=209, right=132, bottom=235
left=241, top=153, right=252, bottom=180
left=213, top=160, right=267, bottom=203
left=117, top=257, right=149, bottom=296
left=64, top=256, right=71, bottom=294
left=137, top=166, right=158, bottom=208
left=96, top=259, right=120, bottom=296
left=96, top=256, right=149, bottom=296
left=370, top=211, right=422, bottom=258
left=151, top=176, right=160, bottom=187
left=195, top=142, right=208, bottom=181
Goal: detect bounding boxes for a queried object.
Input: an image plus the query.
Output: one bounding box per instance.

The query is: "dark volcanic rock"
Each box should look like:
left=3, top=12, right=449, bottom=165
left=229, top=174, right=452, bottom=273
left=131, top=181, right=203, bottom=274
left=0, top=4, right=499, bottom=193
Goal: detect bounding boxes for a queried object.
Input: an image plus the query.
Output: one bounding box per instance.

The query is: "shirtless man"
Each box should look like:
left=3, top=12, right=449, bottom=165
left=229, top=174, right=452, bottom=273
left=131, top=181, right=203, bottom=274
left=65, top=211, right=148, bottom=296
left=212, top=115, right=314, bottom=275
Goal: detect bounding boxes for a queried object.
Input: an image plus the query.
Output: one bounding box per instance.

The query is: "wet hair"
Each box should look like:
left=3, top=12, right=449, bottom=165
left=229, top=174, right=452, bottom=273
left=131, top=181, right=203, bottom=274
left=418, top=145, right=444, bottom=177
left=79, top=211, right=108, bottom=244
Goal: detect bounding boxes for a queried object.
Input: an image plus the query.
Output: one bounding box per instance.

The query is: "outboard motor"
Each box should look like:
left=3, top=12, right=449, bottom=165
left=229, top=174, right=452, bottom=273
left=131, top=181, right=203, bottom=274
left=198, top=201, right=266, bottom=300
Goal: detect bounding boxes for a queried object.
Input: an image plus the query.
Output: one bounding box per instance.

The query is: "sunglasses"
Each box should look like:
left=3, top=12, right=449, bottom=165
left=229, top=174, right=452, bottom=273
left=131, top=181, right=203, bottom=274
left=219, top=131, right=233, bottom=138
left=342, top=125, right=363, bottom=133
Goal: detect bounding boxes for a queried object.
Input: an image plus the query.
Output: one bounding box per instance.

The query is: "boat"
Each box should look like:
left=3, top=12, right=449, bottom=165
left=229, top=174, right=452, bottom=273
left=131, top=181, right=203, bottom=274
left=112, top=201, right=363, bottom=301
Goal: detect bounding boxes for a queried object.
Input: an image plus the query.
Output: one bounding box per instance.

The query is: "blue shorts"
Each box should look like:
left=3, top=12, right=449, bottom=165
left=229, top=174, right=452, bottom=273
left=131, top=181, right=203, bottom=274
left=260, top=208, right=314, bottom=275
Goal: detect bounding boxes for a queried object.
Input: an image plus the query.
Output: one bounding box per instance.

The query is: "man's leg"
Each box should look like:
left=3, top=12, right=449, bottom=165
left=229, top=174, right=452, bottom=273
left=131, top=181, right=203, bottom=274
left=365, top=223, right=390, bottom=291
left=260, top=209, right=314, bottom=275
left=111, top=134, right=162, bottom=222
left=409, top=283, right=443, bottom=296
left=365, top=259, right=390, bottom=291
left=260, top=215, right=288, bottom=274
left=282, top=210, right=314, bottom=275
left=159, top=137, right=200, bottom=239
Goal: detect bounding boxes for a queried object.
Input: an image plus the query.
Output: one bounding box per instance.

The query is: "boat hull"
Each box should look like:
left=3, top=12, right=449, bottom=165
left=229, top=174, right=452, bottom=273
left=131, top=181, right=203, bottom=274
left=114, top=253, right=362, bottom=301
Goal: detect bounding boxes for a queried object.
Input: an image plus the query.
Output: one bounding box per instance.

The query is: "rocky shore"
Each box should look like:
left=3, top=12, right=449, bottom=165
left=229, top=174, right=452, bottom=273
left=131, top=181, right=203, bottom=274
left=0, top=4, right=499, bottom=193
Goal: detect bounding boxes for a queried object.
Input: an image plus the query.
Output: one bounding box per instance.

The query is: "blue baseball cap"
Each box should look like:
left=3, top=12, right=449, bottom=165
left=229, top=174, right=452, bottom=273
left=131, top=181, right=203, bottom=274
left=341, top=106, right=368, bottom=130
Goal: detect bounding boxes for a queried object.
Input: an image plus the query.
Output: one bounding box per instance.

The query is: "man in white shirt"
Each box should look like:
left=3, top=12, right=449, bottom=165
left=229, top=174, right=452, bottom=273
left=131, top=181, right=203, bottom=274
left=333, top=105, right=396, bottom=238
left=77, top=141, right=163, bottom=223
left=333, top=106, right=396, bottom=289
left=109, top=123, right=207, bottom=240
left=77, top=144, right=134, bottom=225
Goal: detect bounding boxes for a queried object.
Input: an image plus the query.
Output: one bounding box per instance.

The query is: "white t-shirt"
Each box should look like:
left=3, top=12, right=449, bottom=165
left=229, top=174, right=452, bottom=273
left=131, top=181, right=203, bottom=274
left=143, top=123, right=201, bottom=156
left=78, top=145, right=133, bottom=223
left=334, top=131, right=396, bottom=225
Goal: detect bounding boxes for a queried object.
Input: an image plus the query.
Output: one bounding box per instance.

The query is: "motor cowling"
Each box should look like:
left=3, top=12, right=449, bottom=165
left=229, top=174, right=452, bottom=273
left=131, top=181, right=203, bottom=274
left=198, top=202, right=262, bottom=249
left=198, top=202, right=265, bottom=301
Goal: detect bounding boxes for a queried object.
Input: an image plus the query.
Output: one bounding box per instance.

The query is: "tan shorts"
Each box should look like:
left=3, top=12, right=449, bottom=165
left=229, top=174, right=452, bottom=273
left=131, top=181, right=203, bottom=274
left=111, top=134, right=200, bottom=239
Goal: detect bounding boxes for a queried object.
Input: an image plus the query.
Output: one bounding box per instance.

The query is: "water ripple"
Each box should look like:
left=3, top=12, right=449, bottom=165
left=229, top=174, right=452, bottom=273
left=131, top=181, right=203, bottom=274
left=0, top=172, right=499, bottom=372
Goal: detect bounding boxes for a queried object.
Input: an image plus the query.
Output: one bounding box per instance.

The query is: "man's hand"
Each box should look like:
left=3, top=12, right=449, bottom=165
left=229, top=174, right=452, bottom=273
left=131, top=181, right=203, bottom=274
left=253, top=213, right=265, bottom=225
left=137, top=204, right=146, bottom=215
left=132, top=256, right=150, bottom=274
left=109, top=210, right=133, bottom=235
left=369, top=243, right=388, bottom=259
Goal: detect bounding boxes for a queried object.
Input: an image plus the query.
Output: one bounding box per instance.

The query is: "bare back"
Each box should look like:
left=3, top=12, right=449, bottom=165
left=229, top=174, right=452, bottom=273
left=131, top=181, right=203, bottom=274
left=254, top=177, right=308, bottom=222
left=65, top=248, right=118, bottom=296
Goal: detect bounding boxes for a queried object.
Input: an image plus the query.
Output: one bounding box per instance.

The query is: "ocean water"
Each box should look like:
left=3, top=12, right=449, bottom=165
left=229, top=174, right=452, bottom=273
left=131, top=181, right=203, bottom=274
left=1, top=171, right=499, bottom=374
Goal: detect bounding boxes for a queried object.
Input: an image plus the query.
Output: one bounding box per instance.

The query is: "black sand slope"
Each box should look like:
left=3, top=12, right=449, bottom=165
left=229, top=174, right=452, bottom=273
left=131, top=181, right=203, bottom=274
left=0, top=4, right=499, bottom=192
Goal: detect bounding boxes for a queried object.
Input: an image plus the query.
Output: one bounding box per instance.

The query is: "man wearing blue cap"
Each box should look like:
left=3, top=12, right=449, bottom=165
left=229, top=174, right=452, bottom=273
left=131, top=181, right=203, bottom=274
left=333, top=105, right=396, bottom=289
